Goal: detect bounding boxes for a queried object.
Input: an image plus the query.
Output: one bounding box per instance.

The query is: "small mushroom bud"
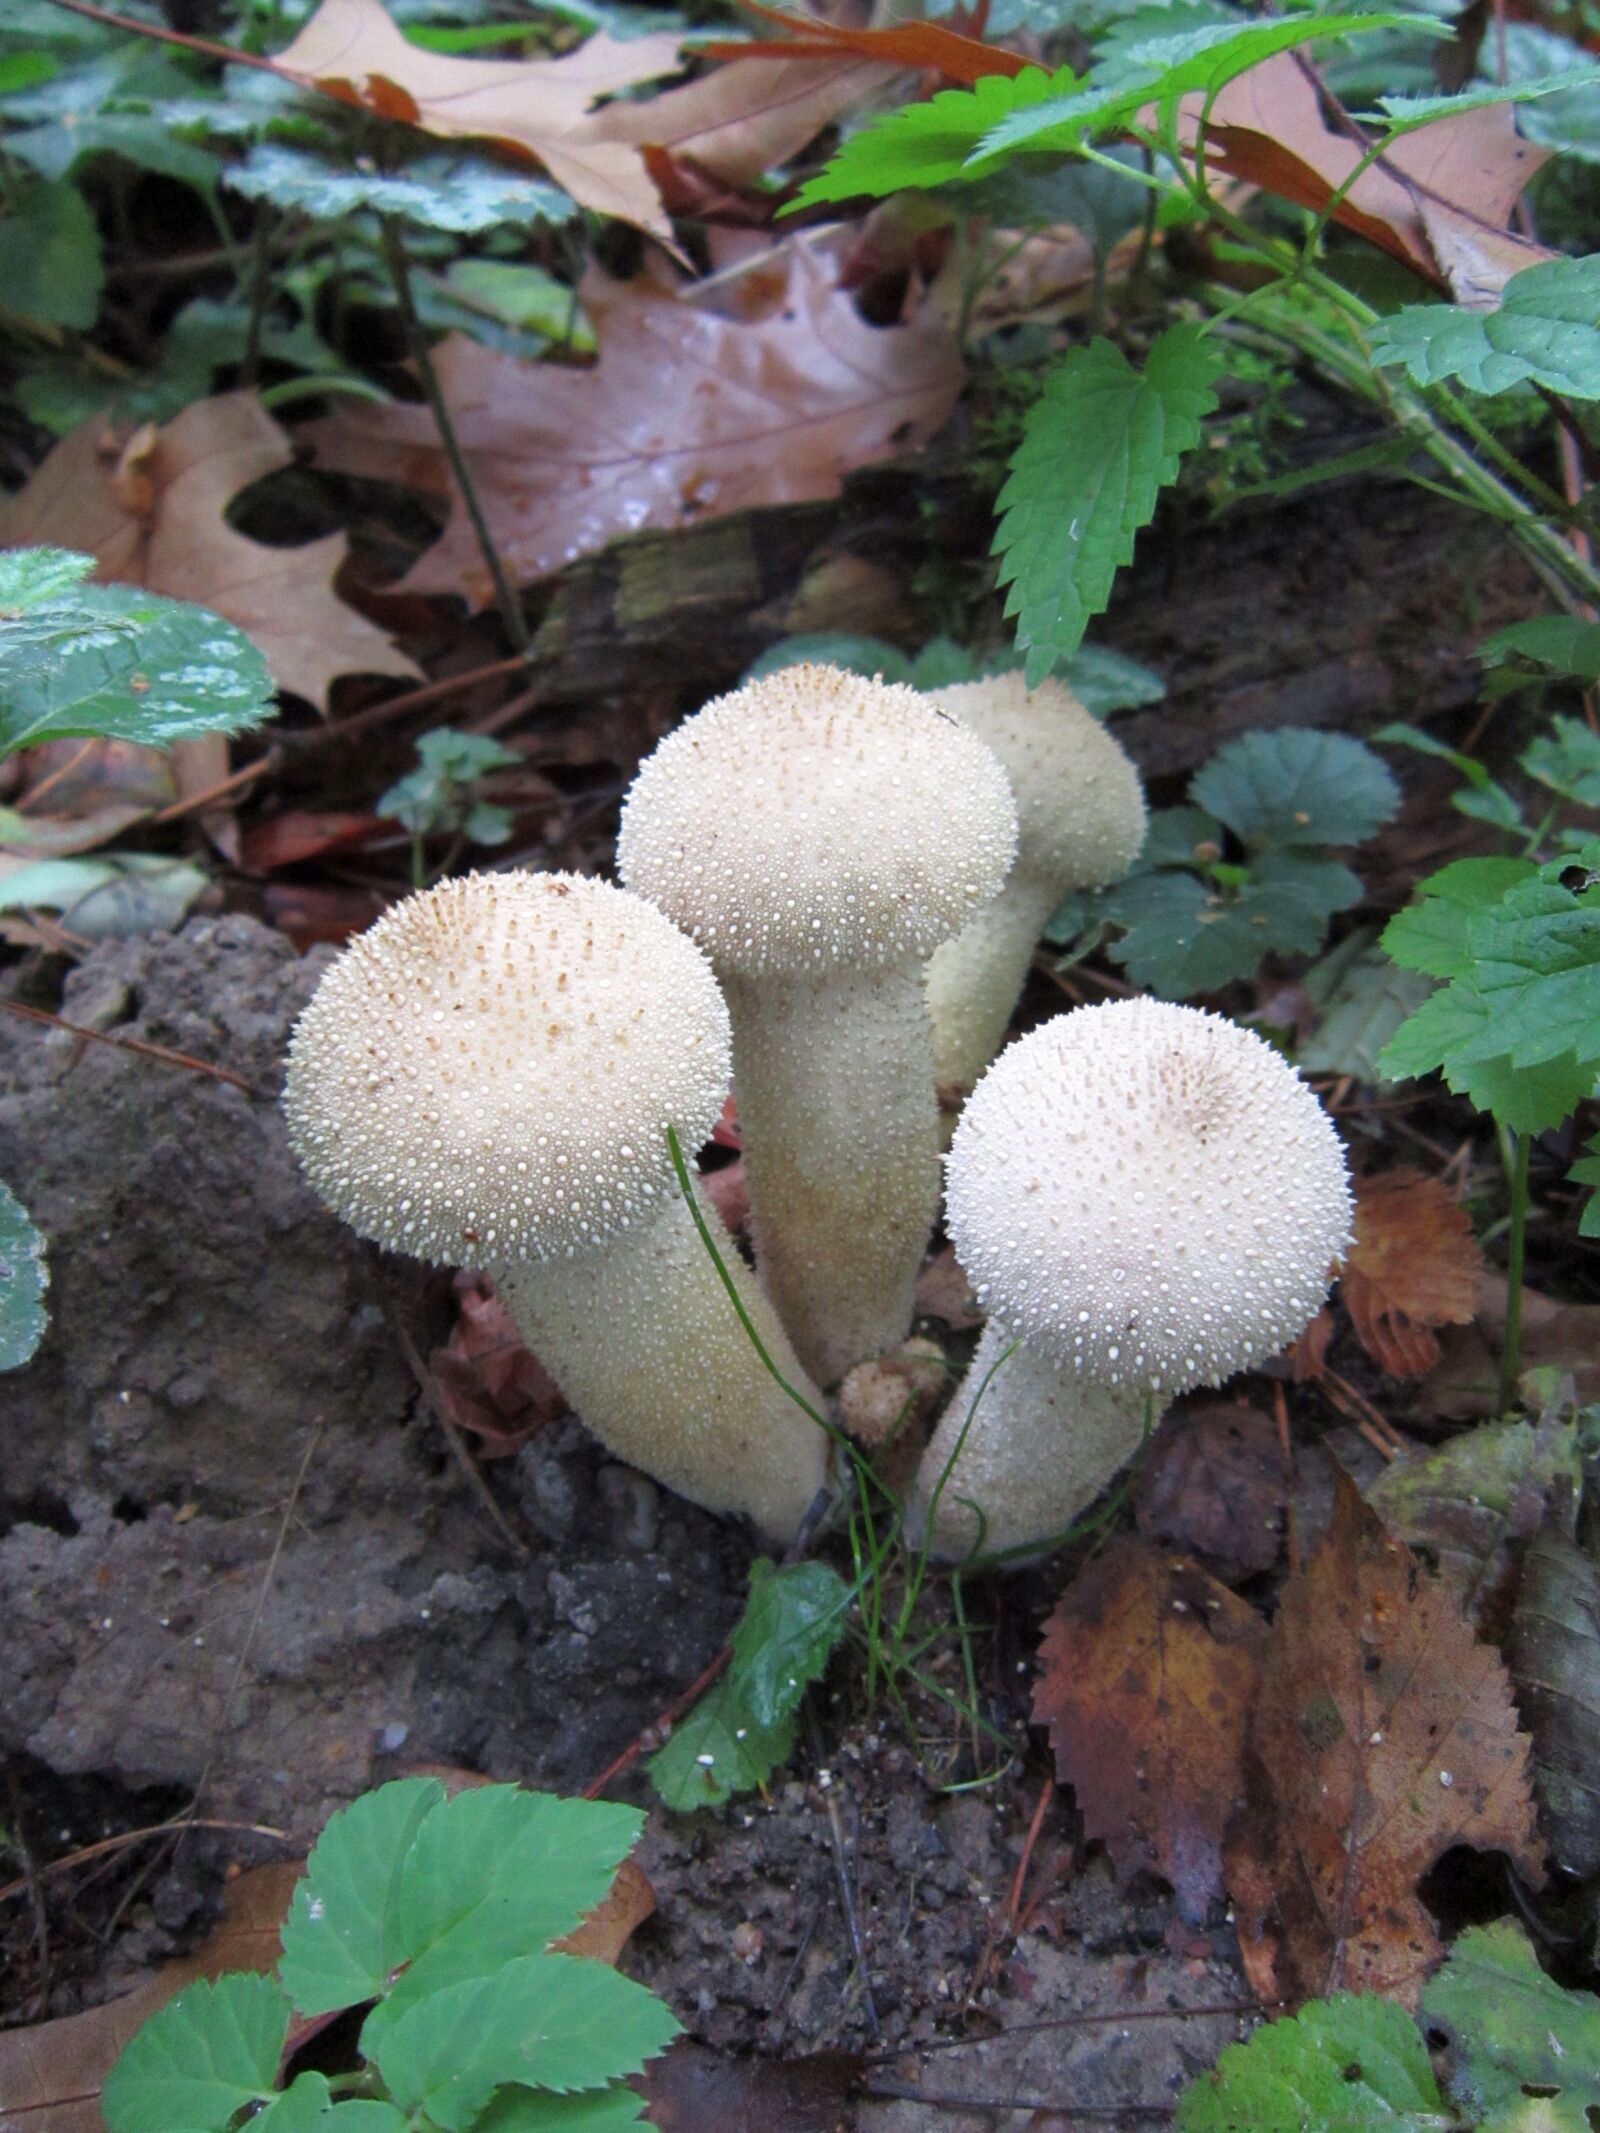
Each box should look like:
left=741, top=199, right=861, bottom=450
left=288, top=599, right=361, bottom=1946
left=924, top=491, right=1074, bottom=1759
left=925, top=674, right=1146, bottom=1101
left=618, top=663, right=1017, bottom=1387
left=909, top=998, right=1352, bottom=1560
left=283, top=871, right=830, bottom=1539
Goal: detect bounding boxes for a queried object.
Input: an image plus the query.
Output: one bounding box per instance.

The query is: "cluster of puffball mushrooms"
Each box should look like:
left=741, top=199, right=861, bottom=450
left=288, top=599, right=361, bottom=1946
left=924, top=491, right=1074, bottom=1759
left=284, top=662, right=1353, bottom=1561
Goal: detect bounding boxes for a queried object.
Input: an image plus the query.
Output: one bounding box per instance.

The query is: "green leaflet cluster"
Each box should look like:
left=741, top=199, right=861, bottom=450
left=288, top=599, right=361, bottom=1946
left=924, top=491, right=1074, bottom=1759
left=101, top=1780, right=680, bottom=2133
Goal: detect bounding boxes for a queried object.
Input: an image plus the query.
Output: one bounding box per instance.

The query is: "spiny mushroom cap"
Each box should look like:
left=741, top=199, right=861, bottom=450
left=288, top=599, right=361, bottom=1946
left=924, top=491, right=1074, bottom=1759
left=283, top=871, right=730, bottom=1265
left=945, top=998, right=1351, bottom=1396
left=930, top=674, right=1146, bottom=888
left=616, top=663, right=1017, bottom=977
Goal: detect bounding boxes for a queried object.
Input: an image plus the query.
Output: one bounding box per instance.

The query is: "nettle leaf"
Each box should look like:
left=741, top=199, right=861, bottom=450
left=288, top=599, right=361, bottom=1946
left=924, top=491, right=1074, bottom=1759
left=1378, top=978, right=1598, bottom=1134
left=1422, top=1919, right=1600, bottom=2130
left=0, top=1178, right=49, bottom=1372
left=1480, top=615, right=1600, bottom=680
left=732, top=1559, right=853, bottom=1731
left=102, top=1973, right=289, bottom=2133
left=1370, top=69, right=1600, bottom=133
left=0, top=178, right=103, bottom=329
left=1190, top=728, right=1400, bottom=848
left=994, top=324, right=1223, bottom=682
left=1371, top=255, right=1600, bottom=399
left=1381, top=857, right=1541, bottom=980
left=374, top=1954, right=679, bottom=2132
left=649, top=1677, right=798, bottom=1811
left=0, top=545, right=93, bottom=605
left=789, top=67, right=1075, bottom=209
left=473, top=2084, right=650, bottom=2130
left=0, top=563, right=277, bottom=757
left=278, top=1777, right=445, bottom=2016
left=223, top=143, right=576, bottom=232
left=1176, top=1991, right=1441, bottom=2133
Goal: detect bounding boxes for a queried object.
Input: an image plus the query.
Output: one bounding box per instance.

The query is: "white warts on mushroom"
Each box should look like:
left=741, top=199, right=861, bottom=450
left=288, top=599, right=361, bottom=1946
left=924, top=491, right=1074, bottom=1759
left=617, top=662, right=1017, bottom=1388
left=925, top=673, right=1146, bottom=1102
left=908, top=997, right=1352, bottom=1560
left=282, top=870, right=831, bottom=1540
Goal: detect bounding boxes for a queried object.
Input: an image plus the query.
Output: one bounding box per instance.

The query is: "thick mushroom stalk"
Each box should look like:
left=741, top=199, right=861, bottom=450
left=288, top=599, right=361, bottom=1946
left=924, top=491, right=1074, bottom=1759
left=283, top=871, right=830, bottom=1540
left=617, top=663, right=1017, bottom=1387
left=924, top=674, right=1146, bottom=1100
left=909, top=999, right=1352, bottom=1560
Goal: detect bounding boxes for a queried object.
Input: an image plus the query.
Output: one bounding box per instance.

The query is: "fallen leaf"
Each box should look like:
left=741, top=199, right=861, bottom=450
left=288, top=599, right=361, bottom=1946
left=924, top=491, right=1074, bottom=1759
left=1367, top=1410, right=1581, bottom=1628
left=640, top=2040, right=860, bottom=2131
left=914, top=1243, right=982, bottom=1330
left=1510, top=1521, right=1600, bottom=1878
left=1341, top=1167, right=1484, bottom=1380
left=0, top=394, right=419, bottom=711
left=1131, top=1400, right=1288, bottom=1583
left=428, top=1268, right=566, bottom=1458
left=273, top=0, right=686, bottom=234
left=1287, top=1305, right=1334, bottom=1384
left=262, top=880, right=386, bottom=948
left=307, top=237, right=964, bottom=603
left=700, top=1153, right=750, bottom=1233
left=698, top=2, right=1030, bottom=85
left=594, top=53, right=900, bottom=187
left=1225, top=1468, right=1543, bottom=2008
left=1417, top=1274, right=1600, bottom=1421
left=1035, top=1538, right=1266, bottom=1924
left=239, top=810, right=386, bottom=872
left=555, top=1856, right=658, bottom=1964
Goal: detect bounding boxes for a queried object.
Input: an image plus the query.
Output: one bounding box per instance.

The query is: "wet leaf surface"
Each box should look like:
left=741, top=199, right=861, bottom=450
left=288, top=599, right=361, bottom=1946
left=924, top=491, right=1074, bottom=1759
left=1510, top=1523, right=1600, bottom=1877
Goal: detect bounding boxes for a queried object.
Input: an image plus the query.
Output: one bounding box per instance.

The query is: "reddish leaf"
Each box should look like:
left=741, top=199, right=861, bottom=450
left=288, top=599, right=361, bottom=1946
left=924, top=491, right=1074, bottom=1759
left=429, top=1269, right=566, bottom=1458
left=240, top=811, right=386, bottom=872
left=1132, top=1401, right=1288, bottom=1583
left=1034, top=1538, right=1267, bottom=1924
left=595, top=53, right=901, bottom=187
left=699, top=3, right=1031, bottom=85
left=1341, top=1168, right=1484, bottom=1381
left=262, top=881, right=387, bottom=948
left=1225, top=1468, right=1543, bottom=2007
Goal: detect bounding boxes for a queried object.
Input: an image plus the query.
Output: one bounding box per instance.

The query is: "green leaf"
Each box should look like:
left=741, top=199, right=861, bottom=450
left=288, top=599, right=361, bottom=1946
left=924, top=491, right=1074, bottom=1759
left=1176, top=1991, right=1442, bottom=2133
left=1370, top=255, right=1600, bottom=399
left=649, top=1675, right=798, bottom=1811
left=2, top=44, right=223, bottom=186
left=374, top=1955, right=679, bottom=2131
left=0, top=1178, right=49, bottom=1373
left=959, top=144, right=1150, bottom=254
left=1378, top=979, right=1598, bottom=1133
left=1190, top=728, right=1400, bottom=848
left=1523, top=715, right=1600, bottom=807
left=1370, top=70, right=1600, bottom=131
left=101, top=1974, right=289, bottom=2133
left=788, top=68, right=1075, bottom=209
left=473, top=2085, right=650, bottom=2130
left=1099, top=868, right=1256, bottom=994
left=1495, top=25, right=1600, bottom=166
left=732, top=1559, right=852, bottom=1730
left=1460, top=872, right=1600, bottom=1071
left=0, top=558, right=277, bottom=757
left=444, top=258, right=586, bottom=341
left=252, top=2072, right=414, bottom=2130
left=744, top=633, right=914, bottom=684
left=994, top=324, right=1223, bottom=682
left=0, top=853, right=210, bottom=940
left=1297, top=936, right=1435, bottom=1084
left=1423, top=1919, right=1600, bottom=2132
left=0, top=178, right=102, bottom=328
left=908, top=636, right=980, bottom=687
left=1380, top=858, right=1541, bottom=979
left=1058, top=643, right=1165, bottom=716
left=278, top=1776, right=445, bottom=2016
left=1245, top=848, right=1366, bottom=950
left=223, top=144, right=576, bottom=231
left=1574, top=1130, right=1600, bottom=1238
left=0, top=546, right=93, bottom=604
left=1481, top=615, right=1600, bottom=681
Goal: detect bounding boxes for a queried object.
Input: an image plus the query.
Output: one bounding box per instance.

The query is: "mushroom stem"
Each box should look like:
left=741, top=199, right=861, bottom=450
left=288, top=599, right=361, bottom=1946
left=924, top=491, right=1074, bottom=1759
left=493, top=1169, right=831, bottom=1540
left=907, top=1322, right=1152, bottom=1561
left=926, top=875, right=1058, bottom=1099
left=727, top=964, right=939, bottom=1388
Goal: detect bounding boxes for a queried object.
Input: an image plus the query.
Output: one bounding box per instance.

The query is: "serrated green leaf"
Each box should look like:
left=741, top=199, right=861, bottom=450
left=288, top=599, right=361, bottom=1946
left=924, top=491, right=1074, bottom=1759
left=278, top=1776, right=445, bottom=2016
left=1480, top=616, right=1600, bottom=680
left=1191, top=728, right=1399, bottom=848
left=1371, top=255, right=1600, bottom=399
left=1523, top=715, right=1600, bottom=806
left=649, top=1676, right=797, bottom=1810
left=223, top=143, right=575, bottom=231
left=0, top=178, right=102, bottom=328
left=2, top=44, right=223, bottom=185
left=1247, top=848, right=1366, bottom=950
left=1176, top=1991, right=1442, bottom=2133
left=788, top=67, right=1075, bottom=210
left=101, top=1973, right=289, bottom=2133
left=1059, top=642, right=1165, bottom=715
left=254, top=2073, right=335, bottom=2130
left=1381, top=858, right=1541, bottom=979
left=732, top=1559, right=852, bottom=1730
left=0, top=569, right=277, bottom=757
left=1378, top=979, right=1597, bottom=1133
left=374, top=1955, right=678, bottom=2131
left=1100, top=868, right=1254, bottom=994
left=994, top=324, right=1223, bottom=682
left=473, top=2085, right=650, bottom=2131
left=0, top=1178, right=49, bottom=1373
left=1370, top=69, right=1600, bottom=131
left=1575, top=1131, right=1600, bottom=1238
left=959, top=144, right=1150, bottom=253
left=1423, top=1919, right=1600, bottom=2133
left=0, top=546, right=94, bottom=605
left=1459, top=874, right=1600, bottom=1071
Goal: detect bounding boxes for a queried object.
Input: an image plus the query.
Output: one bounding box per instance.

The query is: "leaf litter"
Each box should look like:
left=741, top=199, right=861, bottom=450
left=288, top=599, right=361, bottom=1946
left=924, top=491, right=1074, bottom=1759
left=1341, top=1166, right=1485, bottom=1380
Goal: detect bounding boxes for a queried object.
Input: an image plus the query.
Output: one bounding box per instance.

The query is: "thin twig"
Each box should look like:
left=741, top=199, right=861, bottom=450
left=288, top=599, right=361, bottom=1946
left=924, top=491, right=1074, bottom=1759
left=151, top=750, right=279, bottom=825
left=581, top=1644, right=733, bottom=1799
left=394, top=1319, right=532, bottom=1560
left=282, top=657, right=531, bottom=754
left=0, top=1821, right=290, bottom=1909
left=0, top=998, right=255, bottom=1092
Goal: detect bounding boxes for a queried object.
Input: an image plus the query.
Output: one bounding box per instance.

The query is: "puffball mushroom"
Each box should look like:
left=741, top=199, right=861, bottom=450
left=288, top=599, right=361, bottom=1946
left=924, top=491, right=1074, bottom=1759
left=925, top=673, right=1147, bottom=1100
left=909, top=998, right=1352, bottom=1560
left=283, top=870, right=831, bottom=1540
left=617, top=662, right=1017, bottom=1388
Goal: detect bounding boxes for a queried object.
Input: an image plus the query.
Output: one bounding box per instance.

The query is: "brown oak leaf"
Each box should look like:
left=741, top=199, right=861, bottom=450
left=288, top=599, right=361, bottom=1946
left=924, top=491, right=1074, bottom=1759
left=1342, top=1167, right=1483, bottom=1380
left=1034, top=1537, right=1267, bottom=1923
left=1225, top=1468, right=1543, bottom=2007
left=0, top=393, right=418, bottom=711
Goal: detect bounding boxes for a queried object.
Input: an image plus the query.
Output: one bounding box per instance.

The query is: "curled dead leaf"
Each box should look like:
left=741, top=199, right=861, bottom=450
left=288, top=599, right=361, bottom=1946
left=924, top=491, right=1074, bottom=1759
left=1341, top=1167, right=1484, bottom=1380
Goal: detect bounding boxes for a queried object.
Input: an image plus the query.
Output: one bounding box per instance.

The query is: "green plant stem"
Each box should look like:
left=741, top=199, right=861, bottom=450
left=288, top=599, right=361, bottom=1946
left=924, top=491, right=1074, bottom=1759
left=1499, top=1128, right=1531, bottom=1416
left=377, top=214, right=532, bottom=660
left=239, top=206, right=275, bottom=393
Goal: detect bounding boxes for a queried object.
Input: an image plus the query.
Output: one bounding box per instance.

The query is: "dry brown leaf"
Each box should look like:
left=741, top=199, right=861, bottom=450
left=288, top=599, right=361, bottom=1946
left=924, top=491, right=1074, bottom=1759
left=1184, top=56, right=1552, bottom=297
left=0, top=1861, right=300, bottom=2133
left=274, top=0, right=685, bottom=234
left=914, top=1242, right=983, bottom=1330
left=1225, top=1468, right=1543, bottom=2007
left=1034, top=1538, right=1266, bottom=1924
left=593, top=53, right=900, bottom=187
left=1342, top=1167, right=1484, bottom=1380
left=307, top=237, right=964, bottom=603
left=698, top=2, right=1032, bottom=86
left=1131, top=1400, right=1288, bottom=1583
left=1419, top=1274, right=1600, bottom=1420
left=640, top=2040, right=861, bottom=2131
left=0, top=394, right=418, bottom=711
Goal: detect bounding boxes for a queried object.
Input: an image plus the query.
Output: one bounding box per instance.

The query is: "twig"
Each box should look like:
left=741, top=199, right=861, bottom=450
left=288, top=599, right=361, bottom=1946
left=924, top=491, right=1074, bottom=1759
left=5, top=1766, right=50, bottom=2022
left=393, top=1319, right=532, bottom=1560
left=0, top=997, right=255, bottom=1093
left=0, top=1820, right=290, bottom=1909
left=13, top=739, right=99, bottom=815
left=581, top=1643, right=733, bottom=1799
left=858, top=1999, right=1268, bottom=2063
left=863, top=2078, right=1174, bottom=2117
left=151, top=750, right=279, bottom=825
left=282, top=657, right=531, bottom=754
left=42, top=0, right=289, bottom=75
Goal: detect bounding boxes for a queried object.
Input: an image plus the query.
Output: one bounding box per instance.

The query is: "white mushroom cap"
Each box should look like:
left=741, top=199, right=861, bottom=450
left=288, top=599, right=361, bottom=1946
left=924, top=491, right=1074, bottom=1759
left=929, top=674, right=1146, bottom=887
left=283, top=870, right=730, bottom=1264
left=945, top=999, right=1352, bottom=1396
left=616, top=663, right=1017, bottom=976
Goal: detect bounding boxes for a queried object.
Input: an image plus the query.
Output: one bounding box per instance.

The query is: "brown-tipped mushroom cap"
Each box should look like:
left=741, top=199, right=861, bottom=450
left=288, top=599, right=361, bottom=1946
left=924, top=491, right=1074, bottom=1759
left=945, top=998, right=1352, bottom=1396
left=283, top=870, right=730, bottom=1265
left=615, top=662, right=1017, bottom=975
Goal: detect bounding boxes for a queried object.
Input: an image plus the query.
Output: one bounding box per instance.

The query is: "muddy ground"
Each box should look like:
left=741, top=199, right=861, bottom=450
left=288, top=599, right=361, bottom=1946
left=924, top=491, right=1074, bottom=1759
left=0, top=914, right=1254, bottom=2128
